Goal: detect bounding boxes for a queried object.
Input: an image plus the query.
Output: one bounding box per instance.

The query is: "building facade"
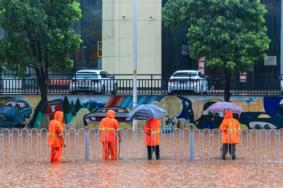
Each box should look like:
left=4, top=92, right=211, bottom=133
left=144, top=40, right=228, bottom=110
left=102, top=0, right=161, bottom=75
left=74, top=0, right=281, bottom=90
left=74, top=0, right=102, bottom=70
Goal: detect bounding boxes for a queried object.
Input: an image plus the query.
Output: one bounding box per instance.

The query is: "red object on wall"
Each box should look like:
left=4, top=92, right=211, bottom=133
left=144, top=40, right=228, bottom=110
left=47, top=101, right=63, bottom=118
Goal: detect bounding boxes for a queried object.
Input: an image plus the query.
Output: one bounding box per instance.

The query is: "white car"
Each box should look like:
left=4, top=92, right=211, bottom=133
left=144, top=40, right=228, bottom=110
left=69, top=70, right=117, bottom=94
left=168, top=70, right=208, bottom=94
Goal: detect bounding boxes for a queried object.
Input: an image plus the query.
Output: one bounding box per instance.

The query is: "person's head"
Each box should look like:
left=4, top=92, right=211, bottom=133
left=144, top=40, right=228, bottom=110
left=54, top=111, right=64, bottom=122
left=106, top=109, right=116, bottom=118
left=224, top=110, right=233, bottom=119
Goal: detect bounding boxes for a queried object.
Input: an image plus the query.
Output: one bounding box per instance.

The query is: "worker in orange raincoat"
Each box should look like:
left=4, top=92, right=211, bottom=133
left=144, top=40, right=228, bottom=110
left=144, top=118, right=161, bottom=160
left=220, top=110, right=241, bottom=160
left=48, top=111, right=64, bottom=164
left=99, top=110, right=121, bottom=160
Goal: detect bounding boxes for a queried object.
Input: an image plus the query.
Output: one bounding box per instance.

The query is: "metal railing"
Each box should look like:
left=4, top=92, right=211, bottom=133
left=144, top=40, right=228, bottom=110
left=0, top=128, right=282, bottom=162
left=0, top=73, right=281, bottom=95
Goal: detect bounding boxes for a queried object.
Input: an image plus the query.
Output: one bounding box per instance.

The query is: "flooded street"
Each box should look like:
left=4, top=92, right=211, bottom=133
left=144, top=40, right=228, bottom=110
left=1, top=129, right=283, bottom=187
left=1, top=160, right=283, bottom=187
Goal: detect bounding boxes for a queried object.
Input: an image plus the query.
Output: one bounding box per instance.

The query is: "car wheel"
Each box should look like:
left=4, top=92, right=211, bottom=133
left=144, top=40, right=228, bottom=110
left=254, top=124, right=262, bottom=129
left=263, top=124, right=271, bottom=129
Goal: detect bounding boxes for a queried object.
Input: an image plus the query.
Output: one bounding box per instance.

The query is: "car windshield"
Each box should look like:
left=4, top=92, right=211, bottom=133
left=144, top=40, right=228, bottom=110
left=6, top=102, right=25, bottom=108
left=173, top=72, right=197, bottom=77
left=73, top=72, right=98, bottom=79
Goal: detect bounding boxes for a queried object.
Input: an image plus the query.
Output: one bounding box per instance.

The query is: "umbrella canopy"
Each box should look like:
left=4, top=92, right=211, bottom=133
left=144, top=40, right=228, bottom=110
left=127, top=104, right=166, bottom=120
left=206, top=102, right=243, bottom=114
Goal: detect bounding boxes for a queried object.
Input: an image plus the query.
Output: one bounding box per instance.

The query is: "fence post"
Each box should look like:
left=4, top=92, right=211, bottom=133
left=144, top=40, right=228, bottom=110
left=189, top=132, right=194, bottom=161
left=150, top=75, right=153, bottom=95
left=85, top=129, right=90, bottom=161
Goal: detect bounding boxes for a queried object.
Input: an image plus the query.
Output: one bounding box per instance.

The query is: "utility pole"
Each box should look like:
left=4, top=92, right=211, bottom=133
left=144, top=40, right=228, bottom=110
left=132, top=0, right=138, bottom=131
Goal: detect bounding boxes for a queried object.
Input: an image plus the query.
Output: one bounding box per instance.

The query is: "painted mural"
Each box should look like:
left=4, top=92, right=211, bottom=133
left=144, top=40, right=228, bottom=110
left=0, top=95, right=283, bottom=129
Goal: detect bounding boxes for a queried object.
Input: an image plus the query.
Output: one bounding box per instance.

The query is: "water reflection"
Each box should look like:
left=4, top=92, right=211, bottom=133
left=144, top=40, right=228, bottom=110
left=1, top=161, right=283, bottom=187
left=47, top=164, right=65, bottom=187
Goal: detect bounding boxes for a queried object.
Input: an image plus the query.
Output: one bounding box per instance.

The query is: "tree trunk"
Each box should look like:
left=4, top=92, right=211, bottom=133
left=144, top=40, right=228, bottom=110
left=224, top=69, right=232, bottom=102
left=39, top=70, right=49, bottom=128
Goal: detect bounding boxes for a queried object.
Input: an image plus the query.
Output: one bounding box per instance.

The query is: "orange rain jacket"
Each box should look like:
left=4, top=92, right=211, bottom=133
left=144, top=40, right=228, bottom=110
left=99, top=110, right=119, bottom=143
left=144, top=118, right=161, bottom=146
left=220, top=111, right=241, bottom=144
left=48, top=111, right=64, bottom=148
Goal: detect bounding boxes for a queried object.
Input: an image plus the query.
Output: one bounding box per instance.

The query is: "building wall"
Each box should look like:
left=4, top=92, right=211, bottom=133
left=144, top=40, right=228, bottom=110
left=102, top=0, right=161, bottom=74
left=75, top=0, right=102, bottom=70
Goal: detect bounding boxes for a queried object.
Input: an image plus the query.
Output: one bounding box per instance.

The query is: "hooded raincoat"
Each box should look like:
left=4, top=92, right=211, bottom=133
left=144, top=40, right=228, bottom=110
left=48, top=111, right=64, bottom=163
left=99, top=110, right=120, bottom=160
left=220, top=111, right=241, bottom=144
left=144, top=118, right=161, bottom=146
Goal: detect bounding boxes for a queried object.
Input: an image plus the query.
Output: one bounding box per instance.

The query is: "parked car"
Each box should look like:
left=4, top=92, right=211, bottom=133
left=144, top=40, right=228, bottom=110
left=168, top=70, right=208, bottom=94
left=0, top=99, right=32, bottom=128
left=83, top=106, right=130, bottom=125
left=69, top=70, right=117, bottom=94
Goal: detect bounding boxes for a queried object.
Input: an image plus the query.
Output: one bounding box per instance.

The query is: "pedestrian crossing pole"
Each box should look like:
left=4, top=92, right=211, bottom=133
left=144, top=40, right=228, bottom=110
left=132, top=0, right=138, bottom=131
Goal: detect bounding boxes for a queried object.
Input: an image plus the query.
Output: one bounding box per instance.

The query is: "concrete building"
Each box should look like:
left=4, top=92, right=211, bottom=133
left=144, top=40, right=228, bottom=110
left=75, top=0, right=281, bottom=90
left=102, top=0, right=161, bottom=75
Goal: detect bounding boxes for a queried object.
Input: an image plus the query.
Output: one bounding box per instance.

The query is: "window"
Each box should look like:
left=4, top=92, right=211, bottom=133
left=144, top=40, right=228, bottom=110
left=100, top=71, right=112, bottom=78
left=74, top=72, right=98, bottom=79
left=173, top=72, right=197, bottom=77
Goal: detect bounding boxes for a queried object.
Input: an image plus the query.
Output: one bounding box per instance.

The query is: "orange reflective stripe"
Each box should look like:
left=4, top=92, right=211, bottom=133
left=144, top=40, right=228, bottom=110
left=99, top=127, right=115, bottom=131
left=151, top=129, right=160, bottom=135
left=227, top=120, right=239, bottom=132
left=228, top=128, right=239, bottom=131
left=48, top=133, right=60, bottom=137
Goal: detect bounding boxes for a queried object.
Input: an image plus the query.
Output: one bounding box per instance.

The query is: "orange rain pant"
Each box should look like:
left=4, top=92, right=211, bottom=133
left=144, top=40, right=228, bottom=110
left=50, top=146, right=62, bottom=164
left=102, top=142, right=118, bottom=160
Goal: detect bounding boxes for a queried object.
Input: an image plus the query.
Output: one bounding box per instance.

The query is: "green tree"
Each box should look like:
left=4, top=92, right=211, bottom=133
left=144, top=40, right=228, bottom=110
left=163, top=0, right=270, bottom=101
left=63, top=96, right=72, bottom=114
left=0, top=0, right=82, bottom=127
left=74, top=98, right=81, bottom=114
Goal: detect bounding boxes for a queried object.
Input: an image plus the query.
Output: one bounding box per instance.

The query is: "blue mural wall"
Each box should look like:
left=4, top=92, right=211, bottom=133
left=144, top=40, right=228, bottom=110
left=1, top=95, right=283, bottom=129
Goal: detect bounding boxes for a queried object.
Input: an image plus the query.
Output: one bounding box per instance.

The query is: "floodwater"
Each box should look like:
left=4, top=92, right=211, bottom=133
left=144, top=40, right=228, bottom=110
left=1, top=129, right=283, bottom=187
left=1, top=160, right=283, bottom=187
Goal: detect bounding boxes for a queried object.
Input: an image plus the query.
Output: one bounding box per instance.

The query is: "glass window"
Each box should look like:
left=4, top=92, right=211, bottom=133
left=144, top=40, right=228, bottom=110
left=74, top=72, right=98, bottom=79
left=173, top=72, right=197, bottom=77
left=100, top=71, right=111, bottom=78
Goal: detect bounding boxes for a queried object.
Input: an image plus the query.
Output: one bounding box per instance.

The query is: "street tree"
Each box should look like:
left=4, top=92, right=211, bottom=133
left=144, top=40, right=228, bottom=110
left=163, top=0, right=270, bottom=101
left=0, top=0, right=82, bottom=127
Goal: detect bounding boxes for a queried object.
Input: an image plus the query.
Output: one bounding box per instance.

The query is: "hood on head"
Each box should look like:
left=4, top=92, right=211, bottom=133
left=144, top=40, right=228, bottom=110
left=224, top=110, right=233, bottom=119
left=106, top=109, right=116, bottom=118
left=54, top=111, right=64, bottom=122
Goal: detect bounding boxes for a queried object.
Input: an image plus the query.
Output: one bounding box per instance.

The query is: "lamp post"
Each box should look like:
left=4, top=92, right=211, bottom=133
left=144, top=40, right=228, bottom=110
left=132, top=0, right=138, bottom=131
